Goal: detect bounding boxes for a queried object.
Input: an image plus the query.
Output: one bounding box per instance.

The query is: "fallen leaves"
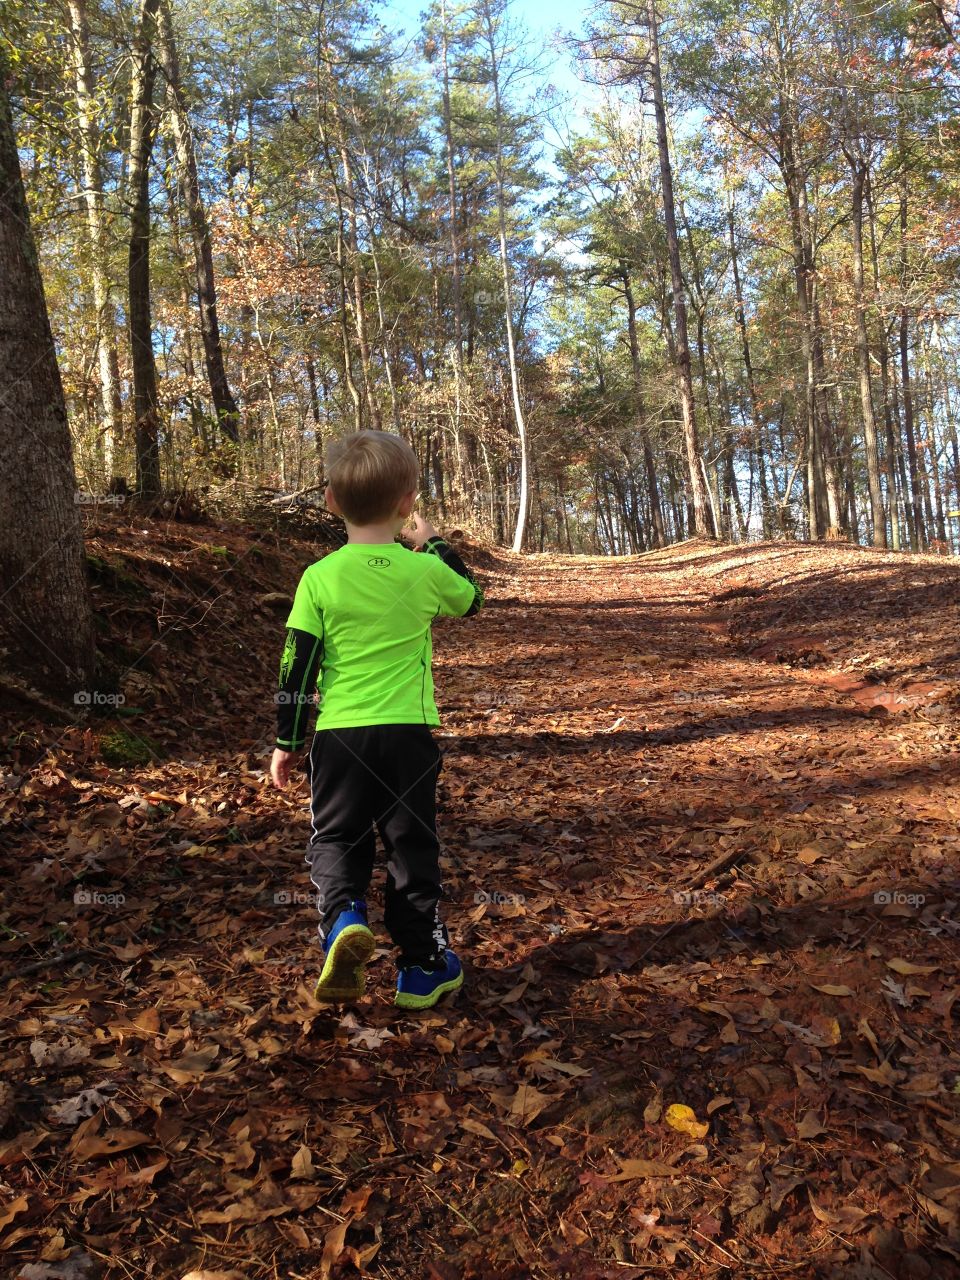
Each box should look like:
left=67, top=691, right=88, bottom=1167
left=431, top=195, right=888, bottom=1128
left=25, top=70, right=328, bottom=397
left=2, top=533, right=960, bottom=1278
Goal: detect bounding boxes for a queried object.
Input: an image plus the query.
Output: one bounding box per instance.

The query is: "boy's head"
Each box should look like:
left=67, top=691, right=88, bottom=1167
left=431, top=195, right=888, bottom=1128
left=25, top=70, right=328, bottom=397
left=325, top=430, right=418, bottom=526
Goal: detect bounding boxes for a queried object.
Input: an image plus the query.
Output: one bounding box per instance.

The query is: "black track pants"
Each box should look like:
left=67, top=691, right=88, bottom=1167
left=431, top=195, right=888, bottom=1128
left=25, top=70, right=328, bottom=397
left=305, top=724, right=450, bottom=968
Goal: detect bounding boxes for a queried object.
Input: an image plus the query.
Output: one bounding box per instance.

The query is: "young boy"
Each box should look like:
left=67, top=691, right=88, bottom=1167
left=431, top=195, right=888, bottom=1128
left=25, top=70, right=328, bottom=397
left=269, top=430, right=484, bottom=1010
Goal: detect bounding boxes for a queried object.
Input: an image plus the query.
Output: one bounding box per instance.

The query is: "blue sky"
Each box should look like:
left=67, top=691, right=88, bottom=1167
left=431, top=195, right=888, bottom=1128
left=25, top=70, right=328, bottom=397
left=378, top=0, right=603, bottom=142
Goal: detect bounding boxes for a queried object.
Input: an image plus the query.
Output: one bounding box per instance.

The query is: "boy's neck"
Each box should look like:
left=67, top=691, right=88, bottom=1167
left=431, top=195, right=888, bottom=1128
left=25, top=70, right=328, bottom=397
left=345, top=520, right=401, bottom=545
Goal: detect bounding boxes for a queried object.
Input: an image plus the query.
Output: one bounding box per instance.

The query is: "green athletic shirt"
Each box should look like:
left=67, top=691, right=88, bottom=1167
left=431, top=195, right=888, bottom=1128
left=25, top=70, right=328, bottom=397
left=284, top=542, right=477, bottom=729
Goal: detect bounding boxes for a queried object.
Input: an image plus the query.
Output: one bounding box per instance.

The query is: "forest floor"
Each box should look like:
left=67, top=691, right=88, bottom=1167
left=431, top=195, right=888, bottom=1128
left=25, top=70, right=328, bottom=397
left=2, top=514, right=960, bottom=1280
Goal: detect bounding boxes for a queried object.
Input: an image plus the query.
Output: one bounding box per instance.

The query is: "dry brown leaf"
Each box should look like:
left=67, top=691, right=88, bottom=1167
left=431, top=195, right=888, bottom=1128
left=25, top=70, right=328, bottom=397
left=610, top=1158, right=677, bottom=1181
left=290, top=1143, right=314, bottom=1180
left=886, top=958, right=939, bottom=976
left=159, top=1043, right=219, bottom=1083
left=68, top=1125, right=152, bottom=1161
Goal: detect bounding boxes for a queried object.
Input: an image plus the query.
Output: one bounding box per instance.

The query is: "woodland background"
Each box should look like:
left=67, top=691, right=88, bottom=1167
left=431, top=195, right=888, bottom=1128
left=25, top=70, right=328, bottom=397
left=3, top=0, right=960, bottom=556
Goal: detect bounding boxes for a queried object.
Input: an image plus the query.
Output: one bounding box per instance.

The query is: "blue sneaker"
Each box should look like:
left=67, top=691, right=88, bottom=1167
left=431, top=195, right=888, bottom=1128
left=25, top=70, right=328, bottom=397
left=395, top=949, right=464, bottom=1010
left=314, top=900, right=375, bottom=1002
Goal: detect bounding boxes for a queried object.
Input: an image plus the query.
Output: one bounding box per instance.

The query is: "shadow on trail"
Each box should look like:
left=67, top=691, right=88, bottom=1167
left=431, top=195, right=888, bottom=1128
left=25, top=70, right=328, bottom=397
left=444, top=703, right=872, bottom=753
left=479, top=883, right=956, bottom=994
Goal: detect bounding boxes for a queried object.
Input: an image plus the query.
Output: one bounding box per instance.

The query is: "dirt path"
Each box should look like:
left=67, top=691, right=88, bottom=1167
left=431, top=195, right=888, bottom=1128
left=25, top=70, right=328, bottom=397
left=2, top=537, right=959, bottom=1280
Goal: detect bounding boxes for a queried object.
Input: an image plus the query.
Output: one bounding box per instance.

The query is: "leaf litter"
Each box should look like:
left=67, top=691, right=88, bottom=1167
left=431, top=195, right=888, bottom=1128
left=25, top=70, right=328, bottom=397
left=1, top=518, right=959, bottom=1278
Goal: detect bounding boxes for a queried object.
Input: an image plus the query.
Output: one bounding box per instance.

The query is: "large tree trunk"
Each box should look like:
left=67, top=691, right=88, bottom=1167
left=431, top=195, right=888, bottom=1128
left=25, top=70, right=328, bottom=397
left=0, top=58, right=96, bottom=694
left=127, top=0, right=162, bottom=497
left=157, top=0, right=240, bottom=443
left=67, top=0, right=123, bottom=477
left=645, top=0, right=713, bottom=536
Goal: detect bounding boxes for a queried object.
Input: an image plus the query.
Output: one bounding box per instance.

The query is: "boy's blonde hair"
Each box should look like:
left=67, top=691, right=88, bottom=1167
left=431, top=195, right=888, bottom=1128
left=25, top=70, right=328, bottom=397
left=326, top=430, right=419, bottom=525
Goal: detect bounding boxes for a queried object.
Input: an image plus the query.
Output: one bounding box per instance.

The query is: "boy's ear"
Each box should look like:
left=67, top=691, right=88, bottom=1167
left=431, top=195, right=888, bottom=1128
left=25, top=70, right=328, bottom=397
left=397, top=489, right=416, bottom=518
left=325, top=485, right=342, bottom=516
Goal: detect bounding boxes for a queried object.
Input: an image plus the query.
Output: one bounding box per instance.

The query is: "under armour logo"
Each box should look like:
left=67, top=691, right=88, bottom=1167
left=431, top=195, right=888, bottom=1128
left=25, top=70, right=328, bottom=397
left=367, top=557, right=391, bottom=567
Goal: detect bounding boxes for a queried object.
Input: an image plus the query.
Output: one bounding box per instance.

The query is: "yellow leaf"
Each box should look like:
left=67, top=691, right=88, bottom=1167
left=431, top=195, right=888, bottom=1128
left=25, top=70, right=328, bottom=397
left=664, top=1103, right=709, bottom=1139
left=810, top=983, right=855, bottom=996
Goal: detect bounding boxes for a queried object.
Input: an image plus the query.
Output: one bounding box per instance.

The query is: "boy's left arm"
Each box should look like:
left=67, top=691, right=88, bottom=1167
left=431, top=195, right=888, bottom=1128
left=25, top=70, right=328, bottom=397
left=421, top=537, right=484, bottom=616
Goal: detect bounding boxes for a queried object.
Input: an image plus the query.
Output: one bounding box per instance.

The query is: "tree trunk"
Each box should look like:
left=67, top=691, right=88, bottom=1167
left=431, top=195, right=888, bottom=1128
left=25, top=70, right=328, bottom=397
left=440, top=0, right=465, bottom=366
left=67, top=0, right=123, bottom=477
left=898, top=174, right=925, bottom=548
left=0, top=57, right=96, bottom=693
left=865, top=174, right=901, bottom=550
left=623, top=268, right=665, bottom=545
left=479, top=0, right=529, bottom=553
left=157, top=0, right=240, bottom=443
left=127, top=0, right=162, bottom=497
left=645, top=0, right=713, bottom=536
left=850, top=159, right=885, bottom=546
left=314, top=22, right=362, bottom=433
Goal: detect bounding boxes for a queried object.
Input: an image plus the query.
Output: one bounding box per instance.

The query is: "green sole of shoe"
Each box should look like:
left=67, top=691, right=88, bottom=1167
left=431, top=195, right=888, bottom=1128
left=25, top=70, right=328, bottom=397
left=314, top=924, right=376, bottom=1002
left=394, top=970, right=464, bottom=1010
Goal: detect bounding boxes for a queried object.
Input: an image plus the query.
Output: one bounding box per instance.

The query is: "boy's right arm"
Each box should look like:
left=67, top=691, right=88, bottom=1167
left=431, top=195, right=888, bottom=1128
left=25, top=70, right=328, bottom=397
left=275, top=569, right=325, bottom=756
left=276, top=627, right=323, bottom=751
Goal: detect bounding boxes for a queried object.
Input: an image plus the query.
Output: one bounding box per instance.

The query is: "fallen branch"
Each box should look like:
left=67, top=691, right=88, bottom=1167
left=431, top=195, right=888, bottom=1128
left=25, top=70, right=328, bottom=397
left=684, top=846, right=754, bottom=890
left=7, top=948, right=84, bottom=980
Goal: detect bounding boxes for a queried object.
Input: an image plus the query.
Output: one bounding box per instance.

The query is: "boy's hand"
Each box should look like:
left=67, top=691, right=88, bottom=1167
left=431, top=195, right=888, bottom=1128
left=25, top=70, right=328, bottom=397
left=271, top=747, right=296, bottom=789
left=403, top=512, right=440, bottom=548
